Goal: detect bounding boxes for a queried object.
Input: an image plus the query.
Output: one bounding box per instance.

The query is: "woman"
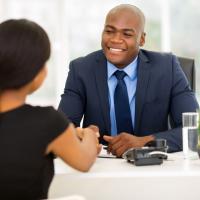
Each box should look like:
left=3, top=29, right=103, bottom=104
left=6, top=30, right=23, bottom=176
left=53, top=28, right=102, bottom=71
left=0, top=19, right=100, bottom=199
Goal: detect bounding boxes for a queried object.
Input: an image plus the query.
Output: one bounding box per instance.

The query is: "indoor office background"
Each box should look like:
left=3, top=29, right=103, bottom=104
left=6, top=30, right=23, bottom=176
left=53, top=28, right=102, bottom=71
left=0, top=0, right=199, bottom=107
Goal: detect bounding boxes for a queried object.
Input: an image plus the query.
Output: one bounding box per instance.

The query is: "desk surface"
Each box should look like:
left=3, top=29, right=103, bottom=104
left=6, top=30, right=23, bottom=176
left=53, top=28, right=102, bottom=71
left=49, top=151, right=200, bottom=200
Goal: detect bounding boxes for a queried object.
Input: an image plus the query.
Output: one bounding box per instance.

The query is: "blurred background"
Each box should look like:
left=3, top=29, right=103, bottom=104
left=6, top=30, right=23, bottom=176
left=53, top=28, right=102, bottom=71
left=0, top=0, right=199, bottom=107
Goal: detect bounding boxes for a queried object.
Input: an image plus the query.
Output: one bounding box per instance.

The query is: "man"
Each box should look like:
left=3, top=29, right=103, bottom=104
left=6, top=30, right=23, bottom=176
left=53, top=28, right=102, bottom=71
left=58, top=4, right=199, bottom=157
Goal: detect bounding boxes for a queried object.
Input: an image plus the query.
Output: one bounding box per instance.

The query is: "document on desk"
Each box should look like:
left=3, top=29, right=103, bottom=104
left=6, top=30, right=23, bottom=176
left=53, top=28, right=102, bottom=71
left=98, top=146, right=117, bottom=158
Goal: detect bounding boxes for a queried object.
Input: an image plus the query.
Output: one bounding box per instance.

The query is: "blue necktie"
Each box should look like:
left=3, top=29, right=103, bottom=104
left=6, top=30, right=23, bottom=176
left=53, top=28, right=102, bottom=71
left=114, top=70, right=133, bottom=134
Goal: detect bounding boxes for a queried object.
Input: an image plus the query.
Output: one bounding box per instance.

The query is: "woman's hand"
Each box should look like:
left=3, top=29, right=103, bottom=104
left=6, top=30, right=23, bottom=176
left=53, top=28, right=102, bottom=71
left=76, top=125, right=102, bottom=154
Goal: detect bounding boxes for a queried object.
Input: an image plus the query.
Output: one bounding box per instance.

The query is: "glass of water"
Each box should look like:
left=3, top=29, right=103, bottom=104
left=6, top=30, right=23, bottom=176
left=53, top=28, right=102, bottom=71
left=182, top=112, right=199, bottom=159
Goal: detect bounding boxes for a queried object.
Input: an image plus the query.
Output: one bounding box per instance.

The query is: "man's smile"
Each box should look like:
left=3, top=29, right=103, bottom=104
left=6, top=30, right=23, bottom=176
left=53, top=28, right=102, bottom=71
left=108, top=47, right=126, bottom=53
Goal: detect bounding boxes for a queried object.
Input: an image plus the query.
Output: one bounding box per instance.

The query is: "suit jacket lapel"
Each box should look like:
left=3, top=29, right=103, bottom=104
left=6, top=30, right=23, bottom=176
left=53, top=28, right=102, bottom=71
left=94, top=51, right=111, bottom=134
left=135, top=50, right=151, bottom=135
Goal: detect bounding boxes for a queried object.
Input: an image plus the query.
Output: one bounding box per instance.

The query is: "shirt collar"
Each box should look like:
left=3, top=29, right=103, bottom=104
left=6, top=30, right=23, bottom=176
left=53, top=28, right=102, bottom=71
left=107, top=56, right=138, bottom=80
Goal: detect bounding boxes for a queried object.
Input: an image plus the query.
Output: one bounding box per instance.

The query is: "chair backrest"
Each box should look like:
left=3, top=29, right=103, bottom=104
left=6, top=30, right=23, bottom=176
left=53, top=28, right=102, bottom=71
left=168, top=56, right=196, bottom=129
left=177, top=56, right=195, bottom=92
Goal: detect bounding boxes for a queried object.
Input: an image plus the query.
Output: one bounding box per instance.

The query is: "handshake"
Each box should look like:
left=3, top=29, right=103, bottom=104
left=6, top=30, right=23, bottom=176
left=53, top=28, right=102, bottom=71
left=76, top=125, right=102, bottom=154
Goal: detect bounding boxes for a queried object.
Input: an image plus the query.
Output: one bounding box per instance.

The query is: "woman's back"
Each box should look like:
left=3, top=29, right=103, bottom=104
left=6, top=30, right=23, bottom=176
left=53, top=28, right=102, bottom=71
left=0, top=104, right=69, bottom=199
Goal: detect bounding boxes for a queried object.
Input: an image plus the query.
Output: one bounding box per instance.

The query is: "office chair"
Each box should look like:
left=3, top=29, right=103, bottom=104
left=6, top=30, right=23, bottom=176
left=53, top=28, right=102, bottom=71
left=169, top=56, right=195, bottom=128
left=177, top=56, right=195, bottom=92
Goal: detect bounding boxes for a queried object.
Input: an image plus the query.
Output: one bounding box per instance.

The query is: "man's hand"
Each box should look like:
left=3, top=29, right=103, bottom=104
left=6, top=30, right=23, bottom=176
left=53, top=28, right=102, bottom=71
left=103, top=133, right=154, bottom=157
left=87, top=125, right=102, bottom=154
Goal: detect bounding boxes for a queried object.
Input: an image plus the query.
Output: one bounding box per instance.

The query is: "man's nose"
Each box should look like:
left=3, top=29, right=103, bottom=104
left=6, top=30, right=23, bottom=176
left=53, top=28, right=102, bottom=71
left=110, top=33, right=123, bottom=43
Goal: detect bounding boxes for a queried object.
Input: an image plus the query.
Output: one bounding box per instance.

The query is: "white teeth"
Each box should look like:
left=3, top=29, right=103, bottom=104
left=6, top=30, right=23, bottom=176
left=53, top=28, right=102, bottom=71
left=109, top=48, right=123, bottom=52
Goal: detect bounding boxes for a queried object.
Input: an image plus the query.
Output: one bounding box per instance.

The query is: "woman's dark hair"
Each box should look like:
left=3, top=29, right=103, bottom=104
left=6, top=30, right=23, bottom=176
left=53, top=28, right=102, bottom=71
left=0, top=19, right=50, bottom=90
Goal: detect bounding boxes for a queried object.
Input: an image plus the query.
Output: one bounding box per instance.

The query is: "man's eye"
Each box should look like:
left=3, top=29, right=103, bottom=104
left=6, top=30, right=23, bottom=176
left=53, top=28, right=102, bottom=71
left=105, top=30, right=113, bottom=33
left=124, top=33, right=133, bottom=37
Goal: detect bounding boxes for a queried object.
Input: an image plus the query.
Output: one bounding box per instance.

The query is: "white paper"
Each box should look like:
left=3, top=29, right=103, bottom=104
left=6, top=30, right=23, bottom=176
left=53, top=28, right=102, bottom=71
left=98, top=146, right=117, bottom=158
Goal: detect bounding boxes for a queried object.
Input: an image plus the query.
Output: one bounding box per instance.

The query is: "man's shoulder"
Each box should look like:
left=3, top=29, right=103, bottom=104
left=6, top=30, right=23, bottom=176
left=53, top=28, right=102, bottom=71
left=140, top=49, right=175, bottom=61
left=71, top=50, right=104, bottom=65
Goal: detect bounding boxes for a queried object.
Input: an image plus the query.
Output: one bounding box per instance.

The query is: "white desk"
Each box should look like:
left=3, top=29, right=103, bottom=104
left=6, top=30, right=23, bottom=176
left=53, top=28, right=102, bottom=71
left=49, top=152, right=200, bottom=200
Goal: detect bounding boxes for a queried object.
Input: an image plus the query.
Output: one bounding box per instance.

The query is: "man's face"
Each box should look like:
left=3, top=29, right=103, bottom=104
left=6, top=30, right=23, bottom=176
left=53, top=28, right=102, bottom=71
left=101, top=10, right=145, bottom=68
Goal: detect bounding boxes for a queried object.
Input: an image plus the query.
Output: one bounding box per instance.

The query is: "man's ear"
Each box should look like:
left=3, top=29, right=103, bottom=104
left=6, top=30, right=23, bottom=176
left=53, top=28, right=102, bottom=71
left=139, top=32, right=146, bottom=47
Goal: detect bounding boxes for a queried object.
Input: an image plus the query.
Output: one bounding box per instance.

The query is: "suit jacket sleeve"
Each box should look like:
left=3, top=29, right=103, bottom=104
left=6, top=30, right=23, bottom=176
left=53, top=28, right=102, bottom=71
left=58, top=61, right=85, bottom=127
left=154, top=55, right=199, bottom=152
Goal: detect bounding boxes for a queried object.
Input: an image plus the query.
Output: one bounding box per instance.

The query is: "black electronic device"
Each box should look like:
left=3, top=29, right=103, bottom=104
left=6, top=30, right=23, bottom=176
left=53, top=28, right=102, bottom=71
left=122, top=139, right=168, bottom=166
left=144, top=139, right=168, bottom=152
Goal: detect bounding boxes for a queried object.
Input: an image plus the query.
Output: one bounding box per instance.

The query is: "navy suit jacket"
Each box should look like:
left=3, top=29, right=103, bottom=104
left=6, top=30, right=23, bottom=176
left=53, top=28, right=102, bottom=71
left=58, top=49, right=199, bottom=152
